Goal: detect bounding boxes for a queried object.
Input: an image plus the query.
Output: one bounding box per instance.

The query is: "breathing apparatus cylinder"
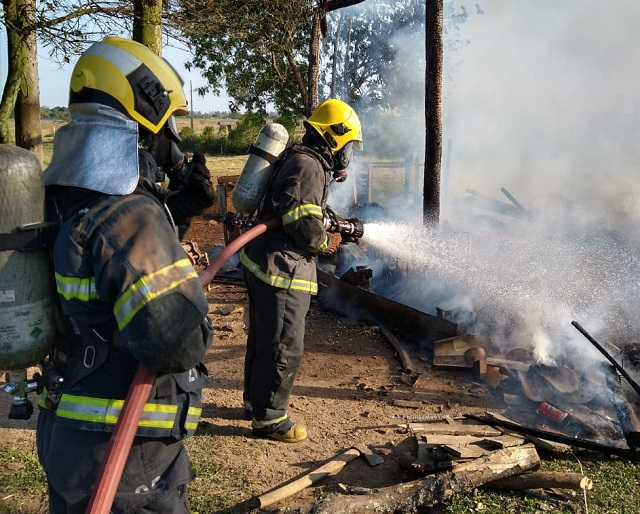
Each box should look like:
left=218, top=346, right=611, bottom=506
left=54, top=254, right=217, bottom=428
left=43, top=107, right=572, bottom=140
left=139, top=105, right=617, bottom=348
left=231, top=123, right=289, bottom=215
left=0, top=145, right=55, bottom=371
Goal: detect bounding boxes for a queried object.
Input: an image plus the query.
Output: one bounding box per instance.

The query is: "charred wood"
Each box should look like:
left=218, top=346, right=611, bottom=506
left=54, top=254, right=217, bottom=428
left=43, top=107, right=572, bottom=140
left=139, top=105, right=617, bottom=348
left=603, top=364, right=640, bottom=450
left=379, top=325, right=414, bottom=374
left=314, top=444, right=540, bottom=513
left=465, top=413, right=640, bottom=461
left=571, top=321, right=640, bottom=397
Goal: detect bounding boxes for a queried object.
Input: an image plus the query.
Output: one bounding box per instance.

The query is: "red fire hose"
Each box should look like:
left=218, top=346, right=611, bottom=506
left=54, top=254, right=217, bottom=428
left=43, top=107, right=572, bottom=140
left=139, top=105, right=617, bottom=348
left=86, top=218, right=281, bottom=514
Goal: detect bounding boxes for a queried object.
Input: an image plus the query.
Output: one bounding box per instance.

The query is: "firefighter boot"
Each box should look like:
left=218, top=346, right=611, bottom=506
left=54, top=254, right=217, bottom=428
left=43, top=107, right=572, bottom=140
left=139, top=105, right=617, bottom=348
left=252, top=418, right=307, bottom=443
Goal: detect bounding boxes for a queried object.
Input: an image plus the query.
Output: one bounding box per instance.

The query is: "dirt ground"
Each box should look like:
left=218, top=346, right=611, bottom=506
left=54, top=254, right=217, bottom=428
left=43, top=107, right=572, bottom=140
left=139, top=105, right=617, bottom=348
left=184, top=212, right=506, bottom=513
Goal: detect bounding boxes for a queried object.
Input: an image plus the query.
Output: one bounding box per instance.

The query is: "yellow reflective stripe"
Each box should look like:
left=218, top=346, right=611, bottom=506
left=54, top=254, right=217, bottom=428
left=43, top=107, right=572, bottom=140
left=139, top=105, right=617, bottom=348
left=239, top=250, right=317, bottom=294
left=252, top=414, right=288, bottom=429
left=56, top=394, right=179, bottom=429
left=114, top=258, right=198, bottom=331
left=318, top=234, right=330, bottom=252
left=55, top=272, right=99, bottom=301
left=185, top=406, right=202, bottom=431
left=281, top=203, right=323, bottom=226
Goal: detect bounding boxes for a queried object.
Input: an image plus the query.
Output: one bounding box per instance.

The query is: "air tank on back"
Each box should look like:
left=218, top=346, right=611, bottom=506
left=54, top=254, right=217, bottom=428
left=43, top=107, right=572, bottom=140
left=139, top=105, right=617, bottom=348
left=231, top=123, right=289, bottom=215
left=0, top=145, right=55, bottom=371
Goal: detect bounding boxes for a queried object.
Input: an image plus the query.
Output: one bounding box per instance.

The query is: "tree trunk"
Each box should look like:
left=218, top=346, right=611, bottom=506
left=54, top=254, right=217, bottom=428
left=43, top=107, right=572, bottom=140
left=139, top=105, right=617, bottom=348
left=133, top=0, right=163, bottom=55
left=307, top=11, right=323, bottom=116
left=423, top=0, right=443, bottom=226
left=14, top=0, right=43, bottom=163
left=342, top=16, right=352, bottom=102
left=330, top=15, right=342, bottom=98
left=0, top=0, right=31, bottom=144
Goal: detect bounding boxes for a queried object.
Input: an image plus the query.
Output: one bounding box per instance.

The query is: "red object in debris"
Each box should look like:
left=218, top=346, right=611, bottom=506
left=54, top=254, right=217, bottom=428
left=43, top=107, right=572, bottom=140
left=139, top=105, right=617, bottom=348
left=537, top=402, right=570, bottom=426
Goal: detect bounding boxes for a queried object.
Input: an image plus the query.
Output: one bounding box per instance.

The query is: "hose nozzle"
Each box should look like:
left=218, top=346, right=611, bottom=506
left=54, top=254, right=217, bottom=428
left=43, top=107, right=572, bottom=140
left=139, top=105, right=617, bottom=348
left=323, top=216, right=364, bottom=240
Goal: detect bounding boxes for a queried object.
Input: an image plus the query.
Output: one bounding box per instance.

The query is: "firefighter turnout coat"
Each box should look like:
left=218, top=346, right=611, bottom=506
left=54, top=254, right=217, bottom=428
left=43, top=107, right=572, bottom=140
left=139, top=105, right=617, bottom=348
left=239, top=145, right=335, bottom=293
left=40, top=185, right=212, bottom=436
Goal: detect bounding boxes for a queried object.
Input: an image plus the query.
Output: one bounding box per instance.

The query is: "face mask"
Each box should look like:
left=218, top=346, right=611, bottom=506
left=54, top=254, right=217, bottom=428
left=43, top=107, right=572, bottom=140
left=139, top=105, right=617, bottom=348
left=333, top=141, right=353, bottom=172
left=140, top=117, right=184, bottom=175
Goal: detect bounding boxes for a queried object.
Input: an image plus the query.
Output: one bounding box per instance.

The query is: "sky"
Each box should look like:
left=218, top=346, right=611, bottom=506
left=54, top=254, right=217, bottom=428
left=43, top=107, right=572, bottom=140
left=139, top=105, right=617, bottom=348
left=0, top=32, right=231, bottom=113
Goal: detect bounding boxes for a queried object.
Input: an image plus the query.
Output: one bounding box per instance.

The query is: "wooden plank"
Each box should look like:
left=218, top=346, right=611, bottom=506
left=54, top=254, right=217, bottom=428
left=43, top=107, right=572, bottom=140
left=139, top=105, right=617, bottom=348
left=441, top=444, right=489, bottom=459
left=481, top=434, right=527, bottom=449
left=409, top=422, right=502, bottom=437
left=434, top=334, right=481, bottom=357
left=393, top=399, right=423, bottom=409
left=485, top=357, right=530, bottom=372
left=420, top=434, right=487, bottom=446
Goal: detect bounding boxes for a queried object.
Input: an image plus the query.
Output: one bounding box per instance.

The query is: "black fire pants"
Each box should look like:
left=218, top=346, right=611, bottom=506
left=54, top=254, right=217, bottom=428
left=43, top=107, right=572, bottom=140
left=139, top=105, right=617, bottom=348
left=36, top=409, right=194, bottom=513
left=243, top=268, right=310, bottom=425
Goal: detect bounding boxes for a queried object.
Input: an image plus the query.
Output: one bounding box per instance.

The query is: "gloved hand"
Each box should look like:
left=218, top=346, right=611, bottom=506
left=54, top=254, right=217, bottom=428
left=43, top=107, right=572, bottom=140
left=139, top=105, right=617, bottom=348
left=166, top=152, right=216, bottom=240
left=168, top=152, right=215, bottom=209
left=184, top=152, right=216, bottom=210
left=323, top=232, right=342, bottom=256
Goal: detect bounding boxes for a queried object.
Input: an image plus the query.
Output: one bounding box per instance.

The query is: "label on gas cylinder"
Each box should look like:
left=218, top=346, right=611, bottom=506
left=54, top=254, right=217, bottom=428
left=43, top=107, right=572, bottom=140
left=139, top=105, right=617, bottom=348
left=0, top=290, right=16, bottom=303
left=0, top=297, right=54, bottom=344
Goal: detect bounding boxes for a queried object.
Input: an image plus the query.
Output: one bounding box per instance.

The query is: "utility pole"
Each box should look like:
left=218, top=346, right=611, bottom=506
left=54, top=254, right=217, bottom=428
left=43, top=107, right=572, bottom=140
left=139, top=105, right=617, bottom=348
left=190, top=80, right=194, bottom=130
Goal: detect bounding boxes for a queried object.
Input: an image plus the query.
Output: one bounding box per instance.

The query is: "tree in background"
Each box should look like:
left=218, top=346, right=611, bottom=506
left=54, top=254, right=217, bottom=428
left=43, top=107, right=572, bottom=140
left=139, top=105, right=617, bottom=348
left=0, top=0, right=168, bottom=155
left=321, top=0, right=471, bottom=113
left=181, top=0, right=366, bottom=119
left=0, top=0, right=135, bottom=152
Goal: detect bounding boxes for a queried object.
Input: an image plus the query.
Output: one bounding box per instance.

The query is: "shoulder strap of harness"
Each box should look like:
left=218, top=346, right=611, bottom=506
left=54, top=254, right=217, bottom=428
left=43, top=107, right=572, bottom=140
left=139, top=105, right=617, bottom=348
left=0, top=221, right=59, bottom=252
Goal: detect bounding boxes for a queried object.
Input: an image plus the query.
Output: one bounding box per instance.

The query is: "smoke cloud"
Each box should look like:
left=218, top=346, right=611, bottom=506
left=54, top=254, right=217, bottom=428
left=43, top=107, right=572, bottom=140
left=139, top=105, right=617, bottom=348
left=329, top=1, right=640, bottom=369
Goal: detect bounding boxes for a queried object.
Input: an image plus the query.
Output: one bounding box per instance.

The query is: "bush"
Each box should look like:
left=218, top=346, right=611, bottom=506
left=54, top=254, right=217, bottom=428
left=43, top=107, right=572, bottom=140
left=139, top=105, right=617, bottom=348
left=273, top=112, right=303, bottom=143
left=226, top=112, right=267, bottom=154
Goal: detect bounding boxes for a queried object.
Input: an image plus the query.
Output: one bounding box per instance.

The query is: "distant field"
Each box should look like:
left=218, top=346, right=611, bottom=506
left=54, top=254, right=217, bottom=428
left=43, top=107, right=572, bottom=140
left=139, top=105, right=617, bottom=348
left=37, top=117, right=237, bottom=168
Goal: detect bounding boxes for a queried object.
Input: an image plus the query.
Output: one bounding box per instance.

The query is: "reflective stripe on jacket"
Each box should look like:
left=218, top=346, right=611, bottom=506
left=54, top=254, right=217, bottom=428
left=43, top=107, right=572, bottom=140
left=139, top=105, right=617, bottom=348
left=38, top=366, right=205, bottom=438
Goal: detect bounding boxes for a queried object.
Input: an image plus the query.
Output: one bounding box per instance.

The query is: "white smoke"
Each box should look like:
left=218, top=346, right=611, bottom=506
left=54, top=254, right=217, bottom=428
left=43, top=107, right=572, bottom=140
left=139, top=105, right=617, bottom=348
left=327, top=1, right=640, bottom=369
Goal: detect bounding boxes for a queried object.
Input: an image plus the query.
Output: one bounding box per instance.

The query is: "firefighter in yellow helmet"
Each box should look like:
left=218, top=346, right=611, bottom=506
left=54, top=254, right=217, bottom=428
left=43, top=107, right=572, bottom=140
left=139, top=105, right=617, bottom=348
left=37, top=37, right=213, bottom=513
left=240, top=98, right=363, bottom=442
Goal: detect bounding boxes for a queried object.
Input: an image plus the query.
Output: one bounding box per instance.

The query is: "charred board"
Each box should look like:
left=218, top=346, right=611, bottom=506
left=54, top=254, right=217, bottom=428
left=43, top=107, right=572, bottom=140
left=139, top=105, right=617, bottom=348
left=317, top=270, right=459, bottom=348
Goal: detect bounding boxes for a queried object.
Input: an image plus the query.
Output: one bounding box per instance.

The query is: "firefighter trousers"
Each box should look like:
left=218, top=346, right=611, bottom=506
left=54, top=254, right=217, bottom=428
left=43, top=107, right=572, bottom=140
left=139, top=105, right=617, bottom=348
left=243, top=268, right=310, bottom=425
left=36, top=409, right=194, bottom=513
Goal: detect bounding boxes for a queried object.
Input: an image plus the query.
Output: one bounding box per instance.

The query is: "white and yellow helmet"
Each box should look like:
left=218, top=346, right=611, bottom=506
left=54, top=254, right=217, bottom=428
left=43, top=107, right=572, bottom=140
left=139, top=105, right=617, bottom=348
left=69, top=36, right=188, bottom=134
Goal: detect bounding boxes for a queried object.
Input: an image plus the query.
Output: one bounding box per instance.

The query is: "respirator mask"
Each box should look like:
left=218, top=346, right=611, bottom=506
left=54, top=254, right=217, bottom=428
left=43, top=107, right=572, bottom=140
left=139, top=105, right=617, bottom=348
left=331, top=141, right=355, bottom=183
left=139, top=115, right=186, bottom=182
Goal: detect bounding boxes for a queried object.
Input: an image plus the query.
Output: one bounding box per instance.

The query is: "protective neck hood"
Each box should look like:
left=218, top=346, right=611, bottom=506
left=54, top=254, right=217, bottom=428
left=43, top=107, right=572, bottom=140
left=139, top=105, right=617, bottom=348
left=300, top=131, right=335, bottom=170
left=43, top=103, right=140, bottom=195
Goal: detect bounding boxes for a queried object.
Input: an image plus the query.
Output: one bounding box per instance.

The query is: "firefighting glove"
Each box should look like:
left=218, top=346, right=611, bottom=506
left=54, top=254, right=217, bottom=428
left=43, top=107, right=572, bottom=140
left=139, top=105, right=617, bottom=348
left=168, top=152, right=215, bottom=210
left=323, top=232, right=342, bottom=256
left=166, top=152, right=216, bottom=240
left=185, top=152, right=216, bottom=210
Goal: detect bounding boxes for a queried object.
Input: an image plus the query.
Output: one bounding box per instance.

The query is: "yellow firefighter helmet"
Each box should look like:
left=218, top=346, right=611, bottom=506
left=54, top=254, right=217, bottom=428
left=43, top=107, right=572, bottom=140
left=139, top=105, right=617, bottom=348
left=305, top=98, right=363, bottom=152
left=69, top=37, right=188, bottom=134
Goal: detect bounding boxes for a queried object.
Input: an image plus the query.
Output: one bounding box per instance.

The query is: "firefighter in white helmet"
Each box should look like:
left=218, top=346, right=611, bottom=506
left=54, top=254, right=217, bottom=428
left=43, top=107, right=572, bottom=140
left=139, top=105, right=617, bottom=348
left=240, top=98, right=363, bottom=442
left=37, top=37, right=213, bottom=513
